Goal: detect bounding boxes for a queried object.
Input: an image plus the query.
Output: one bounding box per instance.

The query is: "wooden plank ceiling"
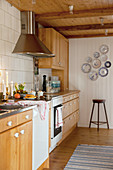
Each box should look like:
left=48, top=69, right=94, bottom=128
left=6, top=0, right=113, bottom=38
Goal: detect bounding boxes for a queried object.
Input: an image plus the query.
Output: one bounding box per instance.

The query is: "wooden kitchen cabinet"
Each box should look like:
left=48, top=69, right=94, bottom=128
left=62, top=92, right=80, bottom=141
left=38, top=28, right=67, bottom=69
left=0, top=110, right=33, bottom=170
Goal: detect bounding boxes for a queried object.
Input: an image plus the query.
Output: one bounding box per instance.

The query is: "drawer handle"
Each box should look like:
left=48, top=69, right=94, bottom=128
left=14, top=133, right=19, bottom=138
left=74, top=102, right=76, bottom=104
left=70, top=103, right=72, bottom=106
left=7, top=121, right=12, bottom=126
left=74, top=96, right=76, bottom=98
left=25, top=115, right=30, bottom=119
left=20, top=130, right=24, bottom=135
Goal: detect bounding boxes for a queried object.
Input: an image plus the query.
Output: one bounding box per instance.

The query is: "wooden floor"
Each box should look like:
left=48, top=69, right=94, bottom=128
left=46, top=127, right=113, bottom=170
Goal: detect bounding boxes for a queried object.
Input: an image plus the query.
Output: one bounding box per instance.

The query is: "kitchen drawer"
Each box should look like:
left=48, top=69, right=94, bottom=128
left=17, top=109, right=33, bottom=125
left=63, top=112, right=76, bottom=135
left=0, top=114, right=17, bottom=133
left=72, top=98, right=79, bottom=113
left=72, top=93, right=79, bottom=99
left=63, top=94, right=73, bottom=103
left=62, top=102, right=69, bottom=119
left=76, top=110, right=79, bottom=123
left=62, top=100, right=73, bottom=119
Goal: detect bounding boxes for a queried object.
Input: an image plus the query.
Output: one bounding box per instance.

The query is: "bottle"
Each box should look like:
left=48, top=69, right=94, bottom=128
left=42, top=75, right=46, bottom=92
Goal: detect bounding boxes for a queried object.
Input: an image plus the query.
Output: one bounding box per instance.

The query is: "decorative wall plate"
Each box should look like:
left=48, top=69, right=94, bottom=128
left=99, top=44, right=109, bottom=54
left=92, top=59, right=101, bottom=69
left=81, top=63, right=91, bottom=73
left=105, top=61, right=111, bottom=68
left=93, top=52, right=100, bottom=58
left=86, top=57, right=92, bottom=63
left=89, top=71, right=98, bottom=81
left=98, top=67, right=108, bottom=77
left=100, top=54, right=108, bottom=62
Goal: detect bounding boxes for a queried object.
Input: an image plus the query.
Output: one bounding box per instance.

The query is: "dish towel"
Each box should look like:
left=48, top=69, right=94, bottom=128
left=17, top=100, right=49, bottom=120
left=55, top=106, right=63, bottom=128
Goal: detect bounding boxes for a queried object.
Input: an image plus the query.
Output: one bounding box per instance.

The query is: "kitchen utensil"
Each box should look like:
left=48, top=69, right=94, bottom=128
left=93, top=52, right=100, bottom=58
left=99, top=67, right=108, bottom=77
left=99, top=44, right=109, bottom=54
left=104, top=61, right=111, bottom=68
left=92, top=59, right=101, bottom=69
left=81, top=63, right=91, bottom=73
left=86, top=57, right=92, bottom=63
left=89, top=71, right=98, bottom=81
left=100, top=54, right=108, bottom=62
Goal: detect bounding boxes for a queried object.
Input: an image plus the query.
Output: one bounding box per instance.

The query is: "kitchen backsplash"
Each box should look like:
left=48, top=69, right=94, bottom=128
left=0, top=0, right=34, bottom=92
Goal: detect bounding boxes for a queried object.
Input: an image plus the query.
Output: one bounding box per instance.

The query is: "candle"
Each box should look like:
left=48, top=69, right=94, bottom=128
left=10, top=81, right=13, bottom=97
left=6, top=71, right=8, bottom=88
left=2, top=80, right=6, bottom=96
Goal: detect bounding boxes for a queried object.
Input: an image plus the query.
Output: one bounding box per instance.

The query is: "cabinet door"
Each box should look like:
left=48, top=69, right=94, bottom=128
left=0, top=127, right=18, bottom=170
left=38, top=28, right=52, bottom=68
left=52, top=31, right=60, bottom=67
left=59, top=35, right=65, bottom=68
left=19, top=121, right=32, bottom=170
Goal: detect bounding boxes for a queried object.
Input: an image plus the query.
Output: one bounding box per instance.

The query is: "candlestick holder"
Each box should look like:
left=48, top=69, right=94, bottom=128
left=6, top=87, right=9, bottom=100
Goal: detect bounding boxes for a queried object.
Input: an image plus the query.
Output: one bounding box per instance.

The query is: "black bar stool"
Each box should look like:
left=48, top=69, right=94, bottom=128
left=89, top=99, right=109, bottom=131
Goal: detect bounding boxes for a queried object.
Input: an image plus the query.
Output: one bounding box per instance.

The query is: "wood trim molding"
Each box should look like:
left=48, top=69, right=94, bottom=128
left=36, top=7, right=113, bottom=21
left=55, top=23, right=113, bottom=31
left=66, top=33, right=113, bottom=39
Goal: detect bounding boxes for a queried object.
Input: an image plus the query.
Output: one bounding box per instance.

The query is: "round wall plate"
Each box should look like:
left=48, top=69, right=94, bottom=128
left=92, top=59, right=101, bottom=69
left=98, top=67, right=108, bottom=77
left=89, top=71, right=98, bottom=81
left=93, top=52, right=100, bottom=58
left=105, top=61, right=111, bottom=68
left=81, top=63, right=91, bottom=73
left=99, top=44, right=109, bottom=54
left=100, top=54, right=108, bottom=62
left=86, top=57, right=92, bottom=63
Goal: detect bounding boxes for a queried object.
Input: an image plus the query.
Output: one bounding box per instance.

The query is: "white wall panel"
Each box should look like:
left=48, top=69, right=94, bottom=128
left=69, top=37, right=113, bottom=128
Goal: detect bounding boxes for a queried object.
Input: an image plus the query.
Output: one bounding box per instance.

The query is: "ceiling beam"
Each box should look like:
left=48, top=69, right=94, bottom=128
left=36, top=7, right=113, bottom=21
left=55, top=23, right=113, bottom=31
left=66, top=33, right=113, bottom=39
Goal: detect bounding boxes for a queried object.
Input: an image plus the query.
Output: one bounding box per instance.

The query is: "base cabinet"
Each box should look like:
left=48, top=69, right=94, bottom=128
left=62, top=92, right=80, bottom=141
left=0, top=110, right=32, bottom=170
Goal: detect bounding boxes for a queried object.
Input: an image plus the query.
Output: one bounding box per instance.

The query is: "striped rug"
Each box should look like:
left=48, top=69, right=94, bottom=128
left=64, top=144, right=113, bottom=170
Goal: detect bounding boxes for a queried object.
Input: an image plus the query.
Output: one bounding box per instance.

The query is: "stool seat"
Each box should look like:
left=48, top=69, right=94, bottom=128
left=93, top=99, right=105, bottom=103
left=89, top=99, right=109, bottom=131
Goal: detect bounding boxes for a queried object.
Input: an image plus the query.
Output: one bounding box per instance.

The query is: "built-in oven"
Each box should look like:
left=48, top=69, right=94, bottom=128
left=50, top=96, right=63, bottom=153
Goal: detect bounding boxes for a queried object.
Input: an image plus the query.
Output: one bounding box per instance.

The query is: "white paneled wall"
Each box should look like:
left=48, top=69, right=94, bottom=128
left=0, top=0, right=33, bottom=91
left=69, top=37, right=113, bottom=129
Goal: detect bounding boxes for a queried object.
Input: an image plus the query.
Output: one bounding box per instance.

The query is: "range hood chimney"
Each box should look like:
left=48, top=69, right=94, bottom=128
left=13, top=11, right=55, bottom=58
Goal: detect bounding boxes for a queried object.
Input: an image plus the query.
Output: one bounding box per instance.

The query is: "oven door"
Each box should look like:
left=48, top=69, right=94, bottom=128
left=54, top=104, right=63, bottom=137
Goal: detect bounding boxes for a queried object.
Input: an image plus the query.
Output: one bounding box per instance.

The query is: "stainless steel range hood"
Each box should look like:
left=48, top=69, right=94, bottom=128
left=13, top=11, right=55, bottom=58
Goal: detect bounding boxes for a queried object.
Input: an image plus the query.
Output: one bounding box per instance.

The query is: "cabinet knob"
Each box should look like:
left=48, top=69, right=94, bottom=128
left=7, top=121, right=12, bottom=126
left=25, top=115, right=29, bottom=119
left=70, top=103, right=72, bottom=106
left=59, top=62, right=61, bottom=65
left=14, top=133, right=19, bottom=138
left=20, top=130, right=24, bottom=135
left=74, top=102, right=76, bottom=104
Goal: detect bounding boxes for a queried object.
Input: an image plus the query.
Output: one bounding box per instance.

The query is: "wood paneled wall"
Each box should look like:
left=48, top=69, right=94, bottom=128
left=69, top=37, right=113, bottom=128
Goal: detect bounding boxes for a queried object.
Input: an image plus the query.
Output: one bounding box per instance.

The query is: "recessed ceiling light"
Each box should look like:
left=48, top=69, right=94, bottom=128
left=32, top=0, right=36, bottom=4
left=69, top=5, right=74, bottom=14
left=105, top=29, right=108, bottom=36
left=100, top=17, right=104, bottom=26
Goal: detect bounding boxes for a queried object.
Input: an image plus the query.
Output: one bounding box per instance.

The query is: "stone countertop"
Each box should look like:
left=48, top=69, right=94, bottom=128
left=45, top=89, right=80, bottom=97
left=0, top=100, right=51, bottom=120
left=0, top=90, right=79, bottom=120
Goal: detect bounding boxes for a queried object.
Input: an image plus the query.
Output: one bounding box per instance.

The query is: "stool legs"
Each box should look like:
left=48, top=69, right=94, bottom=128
left=97, top=103, right=99, bottom=131
left=103, top=103, right=109, bottom=129
left=89, top=103, right=95, bottom=128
